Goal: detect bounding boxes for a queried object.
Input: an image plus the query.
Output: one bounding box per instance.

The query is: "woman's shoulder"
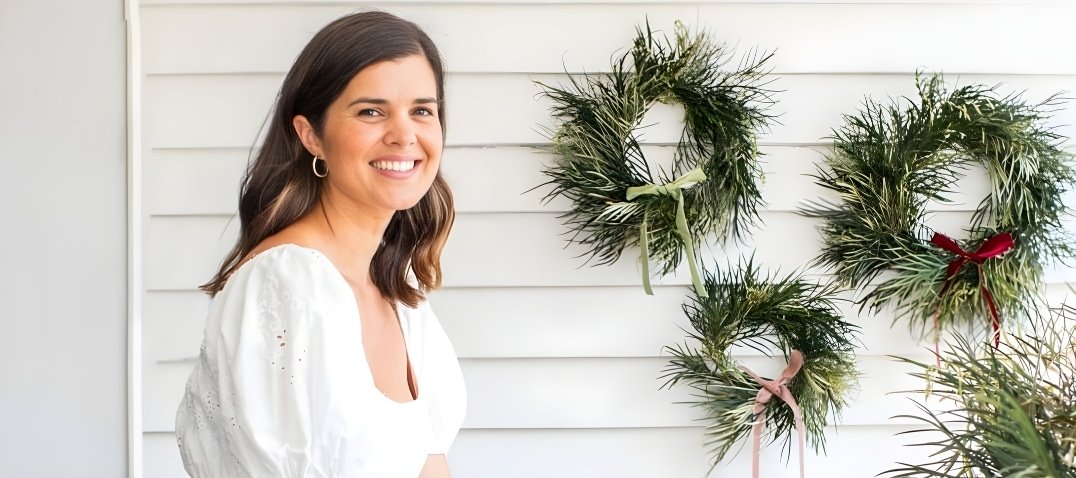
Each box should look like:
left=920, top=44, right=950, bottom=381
left=219, top=242, right=337, bottom=302
left=227, top=221, right=331, bottom=286
left=208, top=243, right=346, bottom=338
left=241, top=223, right=322, bottom=267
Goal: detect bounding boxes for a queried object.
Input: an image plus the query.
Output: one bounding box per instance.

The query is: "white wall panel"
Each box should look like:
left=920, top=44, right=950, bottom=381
left=145, top=285, right=936, bottom=367
left=145, top=432, right=188, bottom=478
left=138, top=1, right=1076, bottom=477
left=143, top=209, right=1069, bottom=290
left=140, top=4, right=1076, bottom=75
left=145, top=148, right=247, bottom=216
left=142, top=211, right=819, bottom=290
left=147, top=423, right=935, bottom=478
left=143, top=0, right=1050, bottom=4
left=450, top=425, right=935, bottom=478
left=143, top=73, right=1076, bottom=148
left=143, top=354, right=935, bottom=432
left=145, top=144, right=1010, bottom=216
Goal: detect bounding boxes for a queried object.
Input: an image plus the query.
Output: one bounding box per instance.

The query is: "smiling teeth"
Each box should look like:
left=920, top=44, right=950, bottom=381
left=371, top=160, right=416, bottom=172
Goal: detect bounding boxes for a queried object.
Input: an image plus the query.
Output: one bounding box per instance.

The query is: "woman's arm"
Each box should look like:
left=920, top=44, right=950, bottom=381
left=419, top=454, right=452, bottom=478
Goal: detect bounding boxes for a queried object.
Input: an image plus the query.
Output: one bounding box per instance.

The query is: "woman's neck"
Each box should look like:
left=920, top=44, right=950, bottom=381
left=304, top=190, right=395, bottom=290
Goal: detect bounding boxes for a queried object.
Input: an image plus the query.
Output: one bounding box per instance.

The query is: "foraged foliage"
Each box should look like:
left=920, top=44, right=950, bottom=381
left=803, top=73, right=1076, bottom=334
left=884, top=304, right=1076, bottom=477
left=537, top=21, right=775, bottom=291
left=662, top=258, right=860, bottom=468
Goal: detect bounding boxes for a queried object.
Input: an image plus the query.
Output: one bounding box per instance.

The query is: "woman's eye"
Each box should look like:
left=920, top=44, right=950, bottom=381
left=413, top=107, right=435, bottom=117
left=357, top=108, right=382, bottom=117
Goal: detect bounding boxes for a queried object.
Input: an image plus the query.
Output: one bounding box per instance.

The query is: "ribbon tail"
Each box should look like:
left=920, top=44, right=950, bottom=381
left=933, top=309, right=942, bottom=367
left=750, top=406, right=765, bottom=478
left=982, top=284, right=1001, bottom=348
left=674, top=194, right=707, bottom=298
left=638, top=212, right=654, bottom=296
left=790, top=396, right=806, bottom=478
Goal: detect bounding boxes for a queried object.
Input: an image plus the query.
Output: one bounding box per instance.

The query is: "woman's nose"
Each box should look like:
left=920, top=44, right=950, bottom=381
left=384, top=113, right=417, bottom=147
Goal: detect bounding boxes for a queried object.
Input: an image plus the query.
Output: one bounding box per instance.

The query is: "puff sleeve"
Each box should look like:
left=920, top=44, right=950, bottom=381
left=177, top=248, right=331, bottom=478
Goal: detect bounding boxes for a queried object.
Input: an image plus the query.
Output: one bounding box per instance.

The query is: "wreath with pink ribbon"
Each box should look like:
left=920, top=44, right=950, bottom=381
left=804, top=73, right=1075, bottom=344
left=663, top=260, right=860, bottom=475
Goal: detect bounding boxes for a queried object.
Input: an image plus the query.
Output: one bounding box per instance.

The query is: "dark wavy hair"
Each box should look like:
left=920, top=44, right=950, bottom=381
left=201, top=11, right=454, bottom=307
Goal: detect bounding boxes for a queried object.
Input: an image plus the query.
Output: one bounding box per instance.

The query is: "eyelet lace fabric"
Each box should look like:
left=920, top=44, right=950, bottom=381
left=175, top=245, right=466, bottom=478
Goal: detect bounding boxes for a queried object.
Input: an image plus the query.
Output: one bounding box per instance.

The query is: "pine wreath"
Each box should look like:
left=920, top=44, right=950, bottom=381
left=662, top=259, right=860, bottom=471
left=804, top=73, right=1075, bottom=340
left=537, top=21, right=776, bottom=296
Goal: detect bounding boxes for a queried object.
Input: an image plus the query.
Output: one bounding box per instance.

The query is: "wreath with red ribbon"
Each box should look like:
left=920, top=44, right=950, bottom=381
left=805, top=73, right=1076, bottom=343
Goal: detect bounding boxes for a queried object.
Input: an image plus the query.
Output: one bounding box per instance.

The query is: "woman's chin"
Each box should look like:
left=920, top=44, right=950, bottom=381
left=385, top=196, right=427, bottom=212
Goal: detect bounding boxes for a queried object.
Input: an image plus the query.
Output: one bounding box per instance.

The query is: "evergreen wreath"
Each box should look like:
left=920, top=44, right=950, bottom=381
left=883, top=304, right=1076, bottom=477
left=662, top=259, right=860, bottom=470
left=804, top=73, right=1075, bottom=340
left=537, top=21, right=776, bottom=297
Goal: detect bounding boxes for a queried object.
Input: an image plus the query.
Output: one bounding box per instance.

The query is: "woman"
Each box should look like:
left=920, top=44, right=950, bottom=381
left=175, top=11, right=465, bottom=478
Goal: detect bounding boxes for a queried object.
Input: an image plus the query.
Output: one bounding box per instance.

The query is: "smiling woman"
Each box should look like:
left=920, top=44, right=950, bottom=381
left=293, top=55, right=445, bottom=215
left=174, top=11, right=464, bottom=478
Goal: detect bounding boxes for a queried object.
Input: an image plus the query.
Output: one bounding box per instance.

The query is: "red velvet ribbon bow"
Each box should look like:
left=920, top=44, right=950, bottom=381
left=929, top=231, right=1014, bottom=347
left=739, top=350, right=806, bottom=478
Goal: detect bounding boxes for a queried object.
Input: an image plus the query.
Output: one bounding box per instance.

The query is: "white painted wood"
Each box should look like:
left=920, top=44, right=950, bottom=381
left=145, top=148, right=248, bottom=216
left=136, top=2, right=1076, bottom=476
left=145, top=209, right=1070, bottom=291
left=139, top=4, right=1076, bottom=75
left=145, top=423, right=936, bottom=478
left=142, top=73, right=1076, bottom=148
left=144, top=433, right=188, bottom=478
left=144, top=285, right=936, bottom=367
left=145, top=144, right=1012, bottom=216
left=142, top=354, right=936, bottom=432
left=127, top=0, right=146, bottom=476
left=142, top=0, right=1069, bottom=5
left=453, top=424, right=936, bottom=478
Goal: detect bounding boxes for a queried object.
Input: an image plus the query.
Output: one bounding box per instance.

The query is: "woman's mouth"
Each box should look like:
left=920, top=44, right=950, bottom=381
left=370, top=160, right=416, bottom=172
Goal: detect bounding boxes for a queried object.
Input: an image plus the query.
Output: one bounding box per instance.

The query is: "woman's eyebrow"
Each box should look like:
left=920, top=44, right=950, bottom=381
left=347, top=97, right=440, bottom=107
left=347, top=97, right=387, bottom=107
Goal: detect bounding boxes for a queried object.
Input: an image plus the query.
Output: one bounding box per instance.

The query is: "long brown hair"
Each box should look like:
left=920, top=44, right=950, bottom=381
left=201, top=11, right=454, bottom=307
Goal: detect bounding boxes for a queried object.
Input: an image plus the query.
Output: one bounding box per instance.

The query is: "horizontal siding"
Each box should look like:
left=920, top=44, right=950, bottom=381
left=138, top=2, right=1076, bottom=477
left=142, top=73, right=1076, bottom=148
left=148, top=145, right=1011, bottom=216
left=144, top=354, right=938, bottom=432
left=141, top=0, right=1068, bottom=5
left=144, top=211, right=1075, bottom=291
left=147, top=285, right=983, bottom=364
left=145, top=423, right=935, bottom=478
left=140, top=4, right=1076, bottom=75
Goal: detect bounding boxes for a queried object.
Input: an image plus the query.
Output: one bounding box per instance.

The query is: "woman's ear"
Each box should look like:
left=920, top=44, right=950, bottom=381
left=292, top=115, right=323, bottom=156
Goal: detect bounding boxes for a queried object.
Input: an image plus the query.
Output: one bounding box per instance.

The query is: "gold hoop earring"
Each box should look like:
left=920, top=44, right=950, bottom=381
left=312, top=155, right=328, bottom=178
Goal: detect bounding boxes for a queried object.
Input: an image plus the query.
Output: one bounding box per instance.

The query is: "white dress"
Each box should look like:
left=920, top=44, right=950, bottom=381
left=175, top=244, right=466, bottom=478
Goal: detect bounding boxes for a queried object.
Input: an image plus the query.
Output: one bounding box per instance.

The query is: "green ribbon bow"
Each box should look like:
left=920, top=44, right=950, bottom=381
left=625, top=167, right=708, bottom=298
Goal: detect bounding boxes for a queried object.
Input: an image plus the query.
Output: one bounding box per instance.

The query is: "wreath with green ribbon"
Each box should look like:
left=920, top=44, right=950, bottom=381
left=804, top=73, right=1076, bottom=343
left=662, top=259, right=860, bottom=473
left=537, top=21, right=775, bottom=297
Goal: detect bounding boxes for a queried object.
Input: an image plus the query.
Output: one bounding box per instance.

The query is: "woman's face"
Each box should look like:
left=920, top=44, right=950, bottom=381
left=305, top=54, right=443, bottom=214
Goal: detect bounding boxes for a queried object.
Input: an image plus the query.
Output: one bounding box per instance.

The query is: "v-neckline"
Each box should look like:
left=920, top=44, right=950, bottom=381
left=262, top=244, right=422, bottom=405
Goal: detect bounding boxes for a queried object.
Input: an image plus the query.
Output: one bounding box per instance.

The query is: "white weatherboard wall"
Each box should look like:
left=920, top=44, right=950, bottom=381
left=138, top=2, right=1076, bottom=477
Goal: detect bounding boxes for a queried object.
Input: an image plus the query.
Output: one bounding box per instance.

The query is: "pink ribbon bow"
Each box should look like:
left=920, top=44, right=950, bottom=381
left=739, top=350, right=807, bottom=478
